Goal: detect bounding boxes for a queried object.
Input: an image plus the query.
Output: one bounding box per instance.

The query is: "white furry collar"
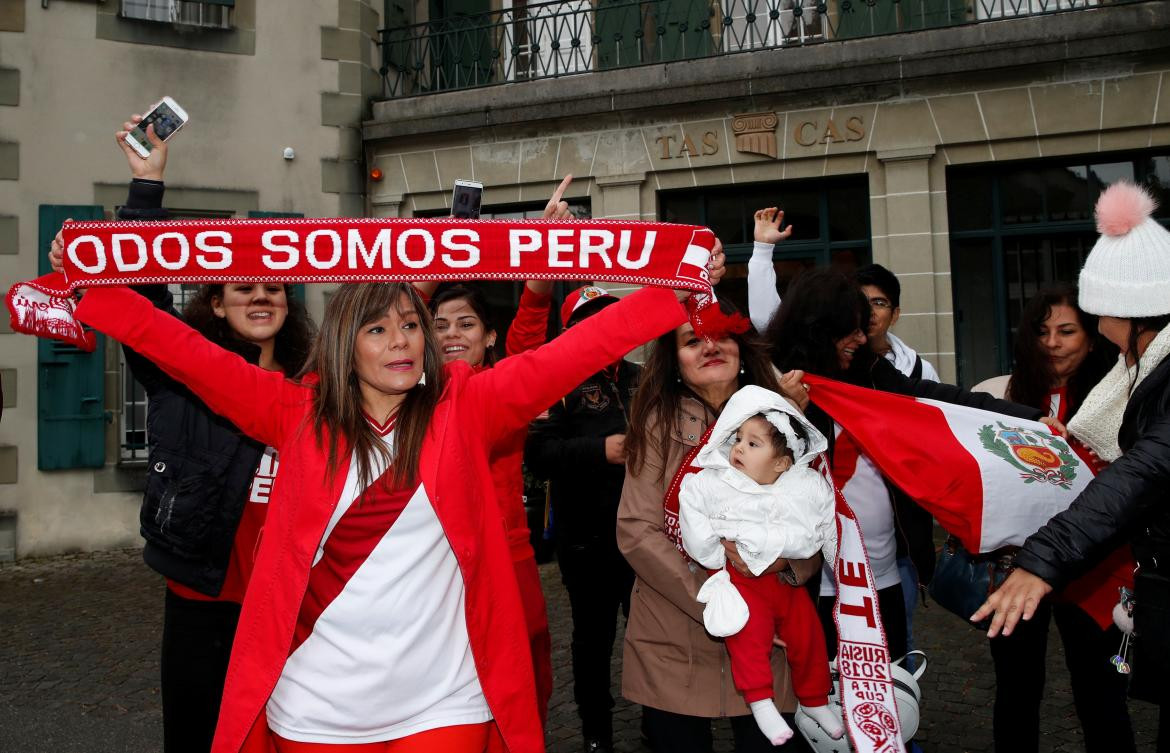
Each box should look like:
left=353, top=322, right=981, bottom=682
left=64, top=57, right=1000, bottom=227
left=1068, top=325, right=1170, bottom=461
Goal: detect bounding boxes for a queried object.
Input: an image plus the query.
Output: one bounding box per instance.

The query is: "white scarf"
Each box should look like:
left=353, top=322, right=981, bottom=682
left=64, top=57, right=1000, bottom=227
left=1068, top=325, right=1170, bottom=461
left=885, top=332, right=919, bottom=377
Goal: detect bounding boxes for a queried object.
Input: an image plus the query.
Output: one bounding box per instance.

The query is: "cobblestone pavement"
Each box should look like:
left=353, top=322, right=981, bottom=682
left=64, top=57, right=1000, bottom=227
left=0, top=550, right=1159, bottom=752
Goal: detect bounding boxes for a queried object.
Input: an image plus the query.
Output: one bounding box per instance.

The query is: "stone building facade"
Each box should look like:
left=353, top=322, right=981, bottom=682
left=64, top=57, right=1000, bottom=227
left=0, top=0, right=382, bottom=558
left=364, top=0, right=1170, bottom=387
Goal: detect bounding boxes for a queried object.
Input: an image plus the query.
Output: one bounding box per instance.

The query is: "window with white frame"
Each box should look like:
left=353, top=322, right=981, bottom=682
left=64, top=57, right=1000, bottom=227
left=121, top=0, right=233, bottom=30
left=719, top=0, right=824, bottom=53
left=975, top=0, right=1097, bottom=21
left=120, top=284, right=202, bottom=462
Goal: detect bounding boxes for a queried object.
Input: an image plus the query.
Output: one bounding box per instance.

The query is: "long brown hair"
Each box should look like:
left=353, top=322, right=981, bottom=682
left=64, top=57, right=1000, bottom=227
left=298, top=283, right=445, bottom=490
left=626, top=300, right=780, bottom=481
left=1006, top=283, right=1115, bottom=416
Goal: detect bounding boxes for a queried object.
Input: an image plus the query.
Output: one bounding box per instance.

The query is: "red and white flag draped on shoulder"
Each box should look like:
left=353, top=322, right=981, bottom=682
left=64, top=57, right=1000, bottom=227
left=803, top=374, right=1133, bottom=629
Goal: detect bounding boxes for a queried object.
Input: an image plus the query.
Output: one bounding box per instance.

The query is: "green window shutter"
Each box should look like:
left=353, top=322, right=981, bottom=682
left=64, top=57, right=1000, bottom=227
left=249, top=211, right=305, bottom=304
left=836, top=0, right=900, bottom=39
left=37, top=205, right=107, bottom=470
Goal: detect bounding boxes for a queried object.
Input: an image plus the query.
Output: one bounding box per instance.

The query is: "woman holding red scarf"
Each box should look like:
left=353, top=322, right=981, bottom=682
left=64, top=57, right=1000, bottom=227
left=72, top=253, right=692, bottom=753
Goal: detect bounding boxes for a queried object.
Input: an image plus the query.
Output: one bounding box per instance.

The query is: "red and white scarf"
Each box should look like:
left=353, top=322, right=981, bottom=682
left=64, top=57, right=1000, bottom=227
left=7, top=217, right=736, bottom=350
left=663, top=432, right=903, bottom=753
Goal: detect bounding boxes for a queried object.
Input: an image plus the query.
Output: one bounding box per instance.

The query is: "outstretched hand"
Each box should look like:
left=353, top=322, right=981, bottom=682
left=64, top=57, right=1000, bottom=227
left=116, top=114, right=167, bottom=182
left=970, top=568, right=1053, bottom=637
left=754, top=207, right=793, bottom=245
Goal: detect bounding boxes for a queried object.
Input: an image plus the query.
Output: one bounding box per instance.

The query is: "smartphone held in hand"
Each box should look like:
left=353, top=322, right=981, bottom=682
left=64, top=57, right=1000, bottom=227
left=124, top=96, right=189, bottom=159
left=451, top=179, right=483, bottom=219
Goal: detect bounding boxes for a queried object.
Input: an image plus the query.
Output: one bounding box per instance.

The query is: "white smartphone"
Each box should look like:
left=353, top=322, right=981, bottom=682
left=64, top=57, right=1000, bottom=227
left=451, top=179, right=483, bottom=219
left=123, top=96, right=189, bottom=159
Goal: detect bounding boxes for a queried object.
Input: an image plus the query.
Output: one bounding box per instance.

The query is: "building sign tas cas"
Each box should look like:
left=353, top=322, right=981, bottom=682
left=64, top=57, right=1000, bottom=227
left=656, top=111, right=867, bottom=161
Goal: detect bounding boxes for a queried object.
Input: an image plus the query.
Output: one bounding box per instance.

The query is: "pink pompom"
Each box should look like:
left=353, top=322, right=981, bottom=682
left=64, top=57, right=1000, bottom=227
left=1096, top=181, right=1157, bottom=237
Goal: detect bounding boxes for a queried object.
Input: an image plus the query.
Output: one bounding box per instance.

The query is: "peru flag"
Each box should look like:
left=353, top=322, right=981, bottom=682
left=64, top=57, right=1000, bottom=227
left=803, top=375, right=1093, bottom=555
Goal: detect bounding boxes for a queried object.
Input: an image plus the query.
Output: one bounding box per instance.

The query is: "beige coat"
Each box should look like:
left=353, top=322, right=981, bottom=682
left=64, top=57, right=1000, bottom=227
left=618, top=396, right=822, bottom=718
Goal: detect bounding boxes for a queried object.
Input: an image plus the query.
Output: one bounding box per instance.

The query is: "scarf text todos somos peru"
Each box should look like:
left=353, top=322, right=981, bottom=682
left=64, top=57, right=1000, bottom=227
left=664, top=427, right=906, bottom=753
left=7, top=217, right=727, bottom=351
left=803, top=374, right=1133, bottom=630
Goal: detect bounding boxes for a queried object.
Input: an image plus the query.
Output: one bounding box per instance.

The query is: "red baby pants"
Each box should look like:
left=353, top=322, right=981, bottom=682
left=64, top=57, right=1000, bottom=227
left=725, top=567, right=831, bottom=706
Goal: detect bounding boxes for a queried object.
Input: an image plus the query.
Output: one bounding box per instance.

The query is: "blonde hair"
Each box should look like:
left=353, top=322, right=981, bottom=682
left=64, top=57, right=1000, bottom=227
left=298, top=283, right=445, bottom=490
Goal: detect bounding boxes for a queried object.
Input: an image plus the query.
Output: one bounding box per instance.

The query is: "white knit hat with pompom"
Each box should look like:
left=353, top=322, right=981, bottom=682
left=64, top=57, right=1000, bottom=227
left=1079, top=181, right=1170, bottom=318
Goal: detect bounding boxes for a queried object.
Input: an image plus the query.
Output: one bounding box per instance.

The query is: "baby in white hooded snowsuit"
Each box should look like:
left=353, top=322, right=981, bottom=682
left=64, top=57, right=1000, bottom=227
left=679, top=385, right=842, bottom=745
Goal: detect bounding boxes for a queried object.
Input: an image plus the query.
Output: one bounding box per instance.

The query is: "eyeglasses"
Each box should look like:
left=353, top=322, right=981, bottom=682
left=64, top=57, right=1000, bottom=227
left=868, top=297, right=893, bottom=310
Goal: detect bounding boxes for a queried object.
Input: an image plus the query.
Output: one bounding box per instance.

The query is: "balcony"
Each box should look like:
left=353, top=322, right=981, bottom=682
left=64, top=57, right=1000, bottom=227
left=377, top=0, right=1132, bottom=99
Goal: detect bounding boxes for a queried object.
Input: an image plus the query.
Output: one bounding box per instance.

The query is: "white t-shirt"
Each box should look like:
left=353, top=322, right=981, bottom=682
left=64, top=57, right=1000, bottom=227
left=266, top=425, right=490, bottom=744
left=820, top=425, right=900, bottom=596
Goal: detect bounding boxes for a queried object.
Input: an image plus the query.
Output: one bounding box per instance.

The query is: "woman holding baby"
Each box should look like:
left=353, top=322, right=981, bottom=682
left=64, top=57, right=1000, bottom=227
left=618, top=300, right=826, bottom=752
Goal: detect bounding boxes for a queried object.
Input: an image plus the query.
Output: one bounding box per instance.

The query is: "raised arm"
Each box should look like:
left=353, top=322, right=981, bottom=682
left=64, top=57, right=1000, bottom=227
left=74, top=286, right=299, bottom=448
left=747, top=208, right=792, bottom=332
left=504, top=283, right=552, bottom=357
left=869, top=357, right=1042, bottom=421
left=468, top=286, right=686, bottom=447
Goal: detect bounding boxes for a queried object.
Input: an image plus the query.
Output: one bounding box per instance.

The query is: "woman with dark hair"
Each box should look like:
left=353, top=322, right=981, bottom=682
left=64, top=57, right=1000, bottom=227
left=428, top=279, right=557, bottom=726
left=977, top=182, right=1170, bottom=748
left=618, top=299, right=818, bottom=752
left=974, top=282, right=1132, bottom=753
left=72, top=255, right=692, bottom=752
left=50, top=116, right=315, bottom=753
left=762, top=268, right=1043, bottom=660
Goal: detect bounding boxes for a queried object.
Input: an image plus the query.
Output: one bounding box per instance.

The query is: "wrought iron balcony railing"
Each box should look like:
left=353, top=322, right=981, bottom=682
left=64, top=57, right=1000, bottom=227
left=378, top=0, right=1131, bottom=99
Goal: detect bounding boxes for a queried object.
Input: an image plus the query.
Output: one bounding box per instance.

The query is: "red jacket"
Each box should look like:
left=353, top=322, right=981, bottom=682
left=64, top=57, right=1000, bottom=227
left=495, top=286, right=553, bottom=559
left=75, top=284, right=684, bottom=753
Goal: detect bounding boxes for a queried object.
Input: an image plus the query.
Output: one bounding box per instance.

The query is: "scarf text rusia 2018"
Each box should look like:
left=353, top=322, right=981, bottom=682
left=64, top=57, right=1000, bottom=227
left=56, top=217, right=716, bottom=290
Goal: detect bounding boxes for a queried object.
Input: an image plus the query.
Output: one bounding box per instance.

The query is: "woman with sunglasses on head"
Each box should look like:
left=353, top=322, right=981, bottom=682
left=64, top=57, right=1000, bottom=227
left=618, top=298, right=820, bottom=752
left=50, top=115, right=314, bottom=753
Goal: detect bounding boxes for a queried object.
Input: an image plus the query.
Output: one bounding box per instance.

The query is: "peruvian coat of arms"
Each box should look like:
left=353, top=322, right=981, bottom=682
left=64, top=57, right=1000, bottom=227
left=978, top=421, right=1080, bottom=489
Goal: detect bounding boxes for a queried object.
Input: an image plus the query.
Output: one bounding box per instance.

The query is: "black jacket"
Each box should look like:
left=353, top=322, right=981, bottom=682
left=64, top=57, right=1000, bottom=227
left=119, top=179, right=267, bottom=597
left=1014, top=354, right=1170, bottom=703
left=525, top=361, right=640, bottom=550
left=1015, top=354, right=1170, bottom=585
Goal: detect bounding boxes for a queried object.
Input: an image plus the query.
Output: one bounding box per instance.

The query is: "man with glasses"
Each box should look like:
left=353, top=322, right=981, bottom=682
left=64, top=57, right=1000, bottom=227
left=855, top=263, right=937, bottom=687
left=855, top=263, right=939, bottom=382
